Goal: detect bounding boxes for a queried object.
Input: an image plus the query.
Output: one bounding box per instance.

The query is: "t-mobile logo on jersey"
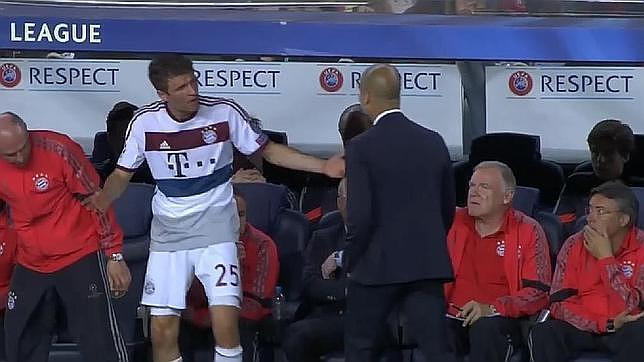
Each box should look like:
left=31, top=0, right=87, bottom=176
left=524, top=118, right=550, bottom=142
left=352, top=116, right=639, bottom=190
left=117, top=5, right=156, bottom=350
left=167, top=152, right=217, bottom=178
left=167, top=152, right=189, bottom=178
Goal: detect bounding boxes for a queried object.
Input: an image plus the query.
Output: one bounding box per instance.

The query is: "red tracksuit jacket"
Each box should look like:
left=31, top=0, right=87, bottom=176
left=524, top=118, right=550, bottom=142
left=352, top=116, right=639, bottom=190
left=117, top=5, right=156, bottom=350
left=0, top=131, right=123, bottom=273
left=550, top=227, right=644, bottom=333
left=0, top=211, right=17, bottom=310
left=445, top=208, right=552, bottom=317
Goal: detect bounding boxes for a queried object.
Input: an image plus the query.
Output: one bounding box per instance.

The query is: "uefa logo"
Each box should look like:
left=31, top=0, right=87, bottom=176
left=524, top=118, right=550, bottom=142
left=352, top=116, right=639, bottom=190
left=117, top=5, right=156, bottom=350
left=319, top=67, right=343, bottom=92
left=508, top=71, right=533, bottom=96
left=0, top=63, right=21, bottom=88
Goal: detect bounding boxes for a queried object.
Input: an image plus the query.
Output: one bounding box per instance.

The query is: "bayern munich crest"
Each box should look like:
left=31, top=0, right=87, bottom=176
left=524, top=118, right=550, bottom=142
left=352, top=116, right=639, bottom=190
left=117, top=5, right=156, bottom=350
left=202, top=126, right=218, bottom=144
left=496, top=240, right=506, bottom=257
left=144, top=280, right=155, bottom=295
left=0, top=63, right=21, bottom=88
left=622, top=260, right=635, bottom=278
left=319, top=67, right=344, bottom=92
left=508, top=71, right=533, bottom=96
left=32, top=173, right=50, bottom=192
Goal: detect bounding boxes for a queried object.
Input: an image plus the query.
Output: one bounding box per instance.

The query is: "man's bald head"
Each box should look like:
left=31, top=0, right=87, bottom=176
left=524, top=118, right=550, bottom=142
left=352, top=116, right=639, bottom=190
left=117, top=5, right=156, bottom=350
left=359, top=64, right=401, bottom=118
left=361, top=64, right=401, bottom=101
left=0, top=112, right=26, bottom=129
left=0, top=112, right=31, bottom=167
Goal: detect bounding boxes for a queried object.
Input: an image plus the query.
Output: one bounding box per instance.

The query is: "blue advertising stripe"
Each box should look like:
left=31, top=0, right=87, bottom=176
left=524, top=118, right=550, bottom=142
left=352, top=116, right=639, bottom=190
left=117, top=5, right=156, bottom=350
left=1, top=6, right=644, bottom=62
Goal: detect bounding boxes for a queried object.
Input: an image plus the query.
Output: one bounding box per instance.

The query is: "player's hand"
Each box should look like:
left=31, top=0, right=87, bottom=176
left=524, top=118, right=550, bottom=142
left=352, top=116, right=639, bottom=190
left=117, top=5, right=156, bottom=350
left=614, top=309, right=644, bottom=330
left=107, top=259, right=131, bottom=298
left=81, top=190, right=111, bottom=213
left=459, top=300, right=495, bottom=327
left=322, top=153, right=345, bottom=179
left=321, top=253, right=339, bottom=279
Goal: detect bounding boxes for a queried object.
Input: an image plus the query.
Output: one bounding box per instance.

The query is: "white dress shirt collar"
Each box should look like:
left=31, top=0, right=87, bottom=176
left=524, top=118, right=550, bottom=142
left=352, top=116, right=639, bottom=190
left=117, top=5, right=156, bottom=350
left=373, top=109, right=402, bottom=125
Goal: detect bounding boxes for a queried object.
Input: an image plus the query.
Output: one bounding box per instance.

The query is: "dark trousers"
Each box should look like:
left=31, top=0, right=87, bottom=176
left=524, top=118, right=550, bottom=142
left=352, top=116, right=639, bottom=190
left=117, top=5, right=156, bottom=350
left=240, top=318, right=274, bottom=362
left=282, top=315, right=343, bottom=362
left=529, top=318, right=644, bottom=362
left=0, top=312, right=4, bottom=361
left=344, top=279, right=454, bottom=362
left=4, top=252, right=129, bottom=362
left=448, top=316, right=522, bottom=362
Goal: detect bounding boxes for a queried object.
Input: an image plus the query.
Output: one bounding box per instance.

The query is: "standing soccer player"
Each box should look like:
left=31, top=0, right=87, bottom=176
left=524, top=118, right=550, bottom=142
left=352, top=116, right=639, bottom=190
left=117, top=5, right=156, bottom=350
left=88, top=54, right=344, bottom=362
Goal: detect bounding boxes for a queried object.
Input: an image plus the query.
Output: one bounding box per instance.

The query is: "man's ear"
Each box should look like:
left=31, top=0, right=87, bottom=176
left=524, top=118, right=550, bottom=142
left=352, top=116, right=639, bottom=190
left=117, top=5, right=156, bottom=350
left=157, top=89, right=169, bottom=102
left=620, top=213, right=631, bottom=228
left=503, top=189, right=515, bottom=205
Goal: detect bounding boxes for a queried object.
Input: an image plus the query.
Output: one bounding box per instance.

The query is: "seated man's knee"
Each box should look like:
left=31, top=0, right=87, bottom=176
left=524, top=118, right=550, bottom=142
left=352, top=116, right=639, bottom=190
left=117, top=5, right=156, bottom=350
left=283, top=322, right=309, bottom=354
left=529, top=319, right=558, bottom=345
left=618, top=317, right=644, bottom=339
left=151, top=316, right=180, bottom=347
left=469, top=317, right=504, bottom=338
left=283, top=321, right=318, bottom=360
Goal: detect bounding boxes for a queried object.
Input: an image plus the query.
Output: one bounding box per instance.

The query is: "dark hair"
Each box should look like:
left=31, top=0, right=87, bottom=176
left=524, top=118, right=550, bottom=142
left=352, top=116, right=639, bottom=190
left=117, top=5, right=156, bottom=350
left=338, top=104, right=371, bottom=145
left=106, top=102, right=138, bottom=157
left=148, top=54, right=194, bottom=92
left=590, top=181, right=638, bottom=226
left=587, top=119, right=634, bottom=159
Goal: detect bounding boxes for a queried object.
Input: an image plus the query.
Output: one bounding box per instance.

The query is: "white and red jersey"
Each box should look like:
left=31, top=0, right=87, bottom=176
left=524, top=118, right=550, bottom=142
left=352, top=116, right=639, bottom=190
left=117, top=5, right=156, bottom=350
left=118, top=96, right=267, bottom=251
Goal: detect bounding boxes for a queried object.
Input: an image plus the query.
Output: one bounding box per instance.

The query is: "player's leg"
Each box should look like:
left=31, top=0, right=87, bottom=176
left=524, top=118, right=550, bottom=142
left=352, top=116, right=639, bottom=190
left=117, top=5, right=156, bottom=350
left=141, top=250, right=194, bottom=362
left=196, top=242, right=243, bottom=362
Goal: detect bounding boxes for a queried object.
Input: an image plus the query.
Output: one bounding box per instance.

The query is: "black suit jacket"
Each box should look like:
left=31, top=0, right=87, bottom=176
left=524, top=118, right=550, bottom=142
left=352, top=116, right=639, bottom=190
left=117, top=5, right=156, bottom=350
left=344, top=111, right=455, bottom=285
left=301, top=223, right=347, bottom=317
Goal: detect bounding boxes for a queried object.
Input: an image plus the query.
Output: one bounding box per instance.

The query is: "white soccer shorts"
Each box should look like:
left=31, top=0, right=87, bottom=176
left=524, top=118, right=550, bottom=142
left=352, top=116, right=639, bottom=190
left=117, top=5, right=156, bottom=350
left=141, top=242, right=241, bottom=316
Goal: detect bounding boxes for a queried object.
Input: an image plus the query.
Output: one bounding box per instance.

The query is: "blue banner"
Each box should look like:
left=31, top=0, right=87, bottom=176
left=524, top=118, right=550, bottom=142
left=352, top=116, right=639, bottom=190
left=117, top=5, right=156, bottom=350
left=2, top=4, right=644, bottom=62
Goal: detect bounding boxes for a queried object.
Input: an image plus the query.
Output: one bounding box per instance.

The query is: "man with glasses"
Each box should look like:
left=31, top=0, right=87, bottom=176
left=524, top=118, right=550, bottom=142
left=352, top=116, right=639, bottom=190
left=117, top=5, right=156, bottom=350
left=530, top=181, right=644, bottom=362
left=445, top=161, right=552, bottom=362
left=555, top=119, right=638, bottom=236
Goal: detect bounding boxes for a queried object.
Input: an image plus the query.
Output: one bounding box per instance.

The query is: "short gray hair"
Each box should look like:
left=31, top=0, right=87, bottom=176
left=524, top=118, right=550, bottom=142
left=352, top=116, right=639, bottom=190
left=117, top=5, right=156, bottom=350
left=474, top=161, right=517, bottom=190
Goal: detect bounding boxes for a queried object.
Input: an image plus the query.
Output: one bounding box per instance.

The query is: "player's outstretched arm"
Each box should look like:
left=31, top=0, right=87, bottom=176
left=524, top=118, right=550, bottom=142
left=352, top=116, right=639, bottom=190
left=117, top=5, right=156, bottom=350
left=261, top=141, right=345, bottom=178
left=83, top=168, right=134, bottom=212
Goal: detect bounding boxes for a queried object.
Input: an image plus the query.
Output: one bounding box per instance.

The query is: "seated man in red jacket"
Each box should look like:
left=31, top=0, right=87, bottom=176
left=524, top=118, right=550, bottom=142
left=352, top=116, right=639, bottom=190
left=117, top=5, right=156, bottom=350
left=530, top=181, right=644, bottom=362
left=445, top=161, right=552, bottom=362
left=185, top=192, right=279, bottom=362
